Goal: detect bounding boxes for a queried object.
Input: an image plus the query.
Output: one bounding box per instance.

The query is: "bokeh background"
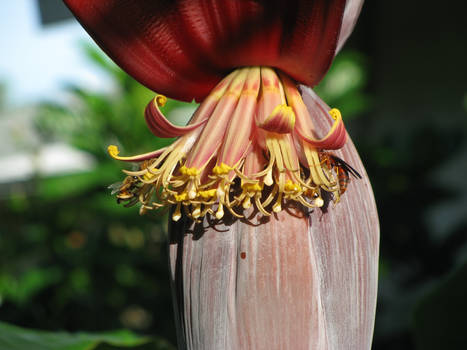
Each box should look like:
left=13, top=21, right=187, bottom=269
left=1, top=1, right=466, bottom=349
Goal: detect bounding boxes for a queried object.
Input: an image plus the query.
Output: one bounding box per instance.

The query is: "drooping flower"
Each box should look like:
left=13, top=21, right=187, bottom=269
left=65, top=1, right=378, bottom=349
left=65, top=0, right=361, bottom=221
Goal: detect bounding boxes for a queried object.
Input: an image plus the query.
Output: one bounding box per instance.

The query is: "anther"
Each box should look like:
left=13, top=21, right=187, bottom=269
left=172, top=203, right=182, bottom=221
left=175, top=192, right=188, bottom=202
left=216, top=203, right=224, bottom=219
left=264, top=169, right=273, bottom=186
left=273, top=193, right=283, bottom=213
left=313, top=197, right=324, bottom=207
left=192, top=204, right=201, bottom=218
left=187, top=182, right=197, bottom=199
left=213, top=163, right=232, bottom=175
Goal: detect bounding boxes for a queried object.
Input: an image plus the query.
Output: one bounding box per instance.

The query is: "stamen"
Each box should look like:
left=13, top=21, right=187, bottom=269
left=172, top=202, right=182, bottom=221
left=272, top=192, right=283, bottom=213
left=192, top=204, right=201, bottom=218
left=108, top=145, right=167, bottom=162
left=264, top=168, right=274, bottom=186
left=216, top=203, right=224, bottom=219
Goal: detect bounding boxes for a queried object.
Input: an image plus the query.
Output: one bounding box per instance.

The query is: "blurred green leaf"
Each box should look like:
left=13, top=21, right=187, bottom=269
left=36, top=163, right=117, bottom=201
left=0, top=268, right=61, bottom=305
left=315, top=50, right=369, bottom=119
left=0, top=322, right=174, bottom=350
left=413, top=260, right=467, bottom=349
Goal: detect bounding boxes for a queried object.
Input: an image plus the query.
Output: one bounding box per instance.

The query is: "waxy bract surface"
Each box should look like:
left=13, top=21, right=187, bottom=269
left=64, top=0, right=348, bottom=101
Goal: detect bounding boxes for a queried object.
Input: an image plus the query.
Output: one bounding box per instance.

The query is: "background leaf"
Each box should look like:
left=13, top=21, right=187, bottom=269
left=0, top=322, right=174, bottom=350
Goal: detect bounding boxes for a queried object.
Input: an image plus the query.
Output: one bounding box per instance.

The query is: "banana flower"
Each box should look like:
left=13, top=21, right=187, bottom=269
left=64, top=1, right=378, bottom=349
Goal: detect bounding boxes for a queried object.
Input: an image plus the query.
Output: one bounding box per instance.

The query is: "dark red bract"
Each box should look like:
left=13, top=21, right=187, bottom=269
left=64, top=0, right=346, bottom=101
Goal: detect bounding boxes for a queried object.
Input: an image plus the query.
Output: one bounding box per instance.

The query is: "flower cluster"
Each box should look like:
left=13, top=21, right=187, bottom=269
left=109, top=67, right=356, bottom=221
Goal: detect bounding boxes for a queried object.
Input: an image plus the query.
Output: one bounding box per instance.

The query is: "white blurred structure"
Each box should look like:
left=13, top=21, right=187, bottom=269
left=0, top=106, right=95, bottom=188
left=0, top=1, right=102, bottom=190
left=0, top=0, right=112, bottom=107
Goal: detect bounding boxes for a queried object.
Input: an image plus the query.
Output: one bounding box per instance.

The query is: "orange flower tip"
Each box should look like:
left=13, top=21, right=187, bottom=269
left=258, top=104, right=295, bottom=134
left=329, top=108, right=341, bottom=120
left=108, top=145, right=120, bottom=159
left=108, top=144, right=164, bottom=162
left=155, top=94, right=167, bottom=107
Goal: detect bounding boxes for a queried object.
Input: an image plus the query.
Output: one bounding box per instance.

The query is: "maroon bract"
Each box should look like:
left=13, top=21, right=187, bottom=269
left=64, top=0, right=349, bottom=102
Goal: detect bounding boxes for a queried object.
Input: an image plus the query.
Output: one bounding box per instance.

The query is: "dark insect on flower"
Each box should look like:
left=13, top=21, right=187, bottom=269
left=319, top=151, right=362, bottom=198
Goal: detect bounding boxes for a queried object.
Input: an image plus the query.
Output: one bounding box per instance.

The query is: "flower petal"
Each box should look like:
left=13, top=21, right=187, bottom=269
left=184, top=68, right=249, bottom=170
left=216, top=68, right=260, bottom=168
left=144, top=96, right=208, bottom=138
left=64, top=0, right=347, bottom=101
left=257, top=105, right=296, bottom=134
left=336, top=0, right=365, bottom=53
left=281, top=74, right=347, bottom=150
left=296, top=108, right=347, bottom=150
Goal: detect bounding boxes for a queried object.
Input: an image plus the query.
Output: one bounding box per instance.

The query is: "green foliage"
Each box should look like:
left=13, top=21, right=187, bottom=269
left=315, top=51, right=370, bottom=119
left=0, top=45, right=180, bottom=345
left=0, top=322, right=174, bottom=350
